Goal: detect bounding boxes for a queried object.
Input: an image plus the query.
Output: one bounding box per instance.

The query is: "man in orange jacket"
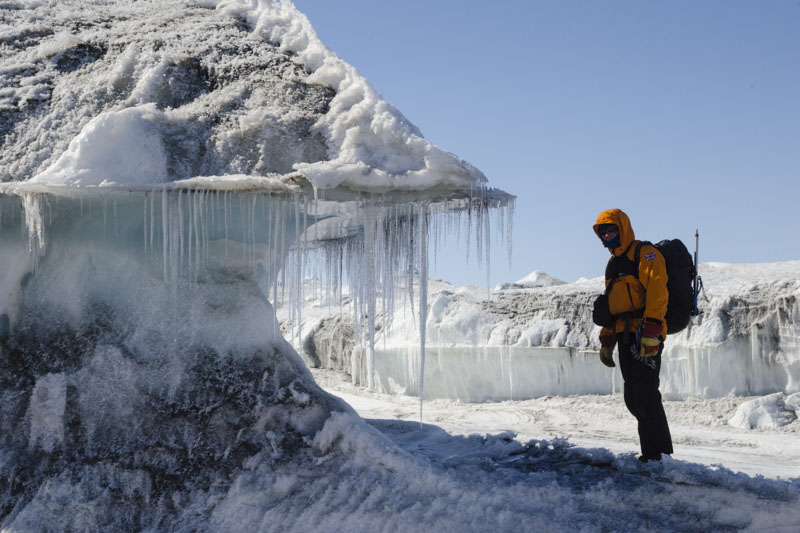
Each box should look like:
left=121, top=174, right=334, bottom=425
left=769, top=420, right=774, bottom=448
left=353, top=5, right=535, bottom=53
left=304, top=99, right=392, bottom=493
left=594, top=208, right=673, bottom=462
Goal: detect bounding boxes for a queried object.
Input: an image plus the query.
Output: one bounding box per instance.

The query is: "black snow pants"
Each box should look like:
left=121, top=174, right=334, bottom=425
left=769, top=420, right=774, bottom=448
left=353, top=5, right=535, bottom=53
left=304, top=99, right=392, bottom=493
left=617, top=333, right=673, bottom=459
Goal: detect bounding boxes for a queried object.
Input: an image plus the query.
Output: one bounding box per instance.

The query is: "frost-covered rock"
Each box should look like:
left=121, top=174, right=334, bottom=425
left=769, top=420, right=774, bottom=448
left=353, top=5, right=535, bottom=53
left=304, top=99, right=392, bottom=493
left=728, top=393, right=798, bottom=429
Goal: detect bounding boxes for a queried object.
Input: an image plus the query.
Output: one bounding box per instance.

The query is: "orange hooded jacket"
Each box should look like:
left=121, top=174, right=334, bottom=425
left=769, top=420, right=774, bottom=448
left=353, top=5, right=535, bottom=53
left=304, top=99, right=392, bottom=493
left=594, top=209, right=668, bottom=338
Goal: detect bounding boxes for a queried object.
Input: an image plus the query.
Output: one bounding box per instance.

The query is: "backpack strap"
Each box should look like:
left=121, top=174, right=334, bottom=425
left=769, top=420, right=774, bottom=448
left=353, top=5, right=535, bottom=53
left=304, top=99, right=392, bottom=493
left=620, top=240, right=649, bottom=343
left=604, top=240, right=638, bottom=294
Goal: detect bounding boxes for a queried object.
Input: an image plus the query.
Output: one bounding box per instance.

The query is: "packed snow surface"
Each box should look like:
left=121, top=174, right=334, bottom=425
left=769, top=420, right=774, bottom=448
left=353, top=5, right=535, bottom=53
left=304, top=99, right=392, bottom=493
left=310, top=368, right=800, bottom=523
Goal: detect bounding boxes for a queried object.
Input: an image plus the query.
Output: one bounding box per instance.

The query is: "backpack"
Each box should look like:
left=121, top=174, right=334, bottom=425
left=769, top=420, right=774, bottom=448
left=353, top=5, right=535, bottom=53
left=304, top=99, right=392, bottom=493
left=593, top=239, right=696, bottom=334
left=635, top=239, right=696, bottom=334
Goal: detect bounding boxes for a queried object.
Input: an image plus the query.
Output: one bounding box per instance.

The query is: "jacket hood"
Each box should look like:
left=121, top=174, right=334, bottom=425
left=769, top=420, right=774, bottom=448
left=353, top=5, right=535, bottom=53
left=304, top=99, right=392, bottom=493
left=594, top=209, right=635, bottom=256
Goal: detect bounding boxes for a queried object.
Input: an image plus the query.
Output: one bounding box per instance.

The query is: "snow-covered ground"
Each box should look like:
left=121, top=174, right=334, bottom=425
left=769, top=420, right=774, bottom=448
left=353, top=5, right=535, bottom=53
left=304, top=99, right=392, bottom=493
left=311, top=368, right=800, bottom=481
left=283, top=262, right=800, bottom=530
left=289, top=261, right=800, bottom=476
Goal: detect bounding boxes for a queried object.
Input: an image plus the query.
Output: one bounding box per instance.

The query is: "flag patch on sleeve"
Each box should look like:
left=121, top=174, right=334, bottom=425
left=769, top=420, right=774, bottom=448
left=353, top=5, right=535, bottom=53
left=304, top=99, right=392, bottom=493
left=645, top=252, right=657, bottom=261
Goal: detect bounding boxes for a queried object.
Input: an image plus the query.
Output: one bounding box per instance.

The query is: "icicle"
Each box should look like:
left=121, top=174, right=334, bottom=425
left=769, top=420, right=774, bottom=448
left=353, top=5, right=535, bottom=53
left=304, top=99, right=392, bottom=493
left=418, top=202, right=429, bottom=426
left=250, top=194, right=257, bottom=266
left=169, top=193, right=180, bottom=300
left=194, top=190, right=202, bottom=280
left=20, top=191, right=46, bottom=270
left=224, top=191, right=229, bottom=259
left=161, top=189, right=169, bottom=283
left=484, top=202, right=491, bottom=301
left=211, top=190, right=216, bottom=238
left=363, top=200, right=377, bottom=386
left=143, top=193, right=148, bottom=254
left=465, top=204, right=472, bottom=265
left=101, top=195, right=108, bottom=241
left=240, top=195, right=247, bottom=264
left=264, top=196, right=277, bottom=298
left=149, top=192, right=155, bottom=254
left=203, top=190, right=209, bottom=266
left=506, top=200, right=515, bottom=268
left=113, top=196, right=118, bottom=238
left=406, top=206, right=416, bottom=324
left=182, top=190, right=189, bottom=277
left=293, top=194, right=303, bottom=348
left=271, top=194, right=281, bottom=307
left=280, top=198, right=287, bottom=309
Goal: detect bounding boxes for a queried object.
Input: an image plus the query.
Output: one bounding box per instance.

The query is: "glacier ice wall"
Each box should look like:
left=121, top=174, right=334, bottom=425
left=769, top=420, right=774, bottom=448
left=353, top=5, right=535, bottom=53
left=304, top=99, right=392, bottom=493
left=292, top=265, right=800, bottom=402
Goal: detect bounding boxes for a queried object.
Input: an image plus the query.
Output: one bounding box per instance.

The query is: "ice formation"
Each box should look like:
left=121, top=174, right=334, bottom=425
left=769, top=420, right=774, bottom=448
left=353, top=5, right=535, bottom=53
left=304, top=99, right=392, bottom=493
left=0, top=0, right=513, bottom=529
left=728, top=392, right=799, bottom=429
left=291, top=262, right=800, bottom=402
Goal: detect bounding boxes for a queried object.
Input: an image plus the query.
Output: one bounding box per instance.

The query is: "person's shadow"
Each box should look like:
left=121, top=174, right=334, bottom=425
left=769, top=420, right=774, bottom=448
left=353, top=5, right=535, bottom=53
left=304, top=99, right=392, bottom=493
left=365, top=417, right=800, bottom=499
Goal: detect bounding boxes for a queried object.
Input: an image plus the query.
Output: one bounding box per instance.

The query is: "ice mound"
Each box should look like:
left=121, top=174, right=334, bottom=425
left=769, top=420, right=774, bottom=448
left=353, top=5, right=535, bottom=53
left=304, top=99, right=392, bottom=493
left=29, top=105, right=170, bottom=186
left=728, top=393, right=798, bottom=429
left=3, top=0, right=487, bottom=195
left=0, top=0, right=517, bottom=528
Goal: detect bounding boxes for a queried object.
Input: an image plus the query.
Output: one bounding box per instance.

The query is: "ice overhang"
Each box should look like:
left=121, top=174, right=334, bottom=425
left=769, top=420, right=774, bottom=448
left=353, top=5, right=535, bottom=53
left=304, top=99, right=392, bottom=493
left=3, top=0, right=511, bottom=209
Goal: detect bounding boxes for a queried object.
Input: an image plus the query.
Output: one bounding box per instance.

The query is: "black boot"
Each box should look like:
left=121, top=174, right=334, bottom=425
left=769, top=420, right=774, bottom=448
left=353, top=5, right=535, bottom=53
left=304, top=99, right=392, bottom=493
left=637, top=454, right=661, bottom=463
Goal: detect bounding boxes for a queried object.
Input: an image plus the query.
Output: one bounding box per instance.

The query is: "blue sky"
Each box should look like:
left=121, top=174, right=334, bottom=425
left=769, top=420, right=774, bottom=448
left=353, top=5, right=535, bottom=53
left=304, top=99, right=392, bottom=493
left=294, top=0, right=800, bottom=287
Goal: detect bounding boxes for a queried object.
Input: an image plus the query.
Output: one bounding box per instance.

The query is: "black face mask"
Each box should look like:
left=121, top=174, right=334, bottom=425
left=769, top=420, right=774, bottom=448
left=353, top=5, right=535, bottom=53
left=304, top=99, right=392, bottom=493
left=602, top=234, right=621, bottom=249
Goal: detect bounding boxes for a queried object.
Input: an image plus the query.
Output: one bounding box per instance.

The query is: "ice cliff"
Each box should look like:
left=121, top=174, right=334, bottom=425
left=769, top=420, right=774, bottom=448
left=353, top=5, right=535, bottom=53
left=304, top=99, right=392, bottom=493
left=290, top=262, right=800, bottom=402
left=0, top=0, right=512, bottom=529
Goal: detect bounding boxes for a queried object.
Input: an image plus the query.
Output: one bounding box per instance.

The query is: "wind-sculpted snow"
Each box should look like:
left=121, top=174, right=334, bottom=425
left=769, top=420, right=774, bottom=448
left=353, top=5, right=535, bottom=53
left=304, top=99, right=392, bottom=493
left=292, top=262, right=800, bottom=402
left=1, top=0, right=487, bottom=194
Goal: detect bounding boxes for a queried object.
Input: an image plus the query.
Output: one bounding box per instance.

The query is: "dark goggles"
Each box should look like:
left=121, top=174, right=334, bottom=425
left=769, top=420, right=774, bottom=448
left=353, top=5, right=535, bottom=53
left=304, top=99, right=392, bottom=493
left=597, top=224, right=619, bottom=236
